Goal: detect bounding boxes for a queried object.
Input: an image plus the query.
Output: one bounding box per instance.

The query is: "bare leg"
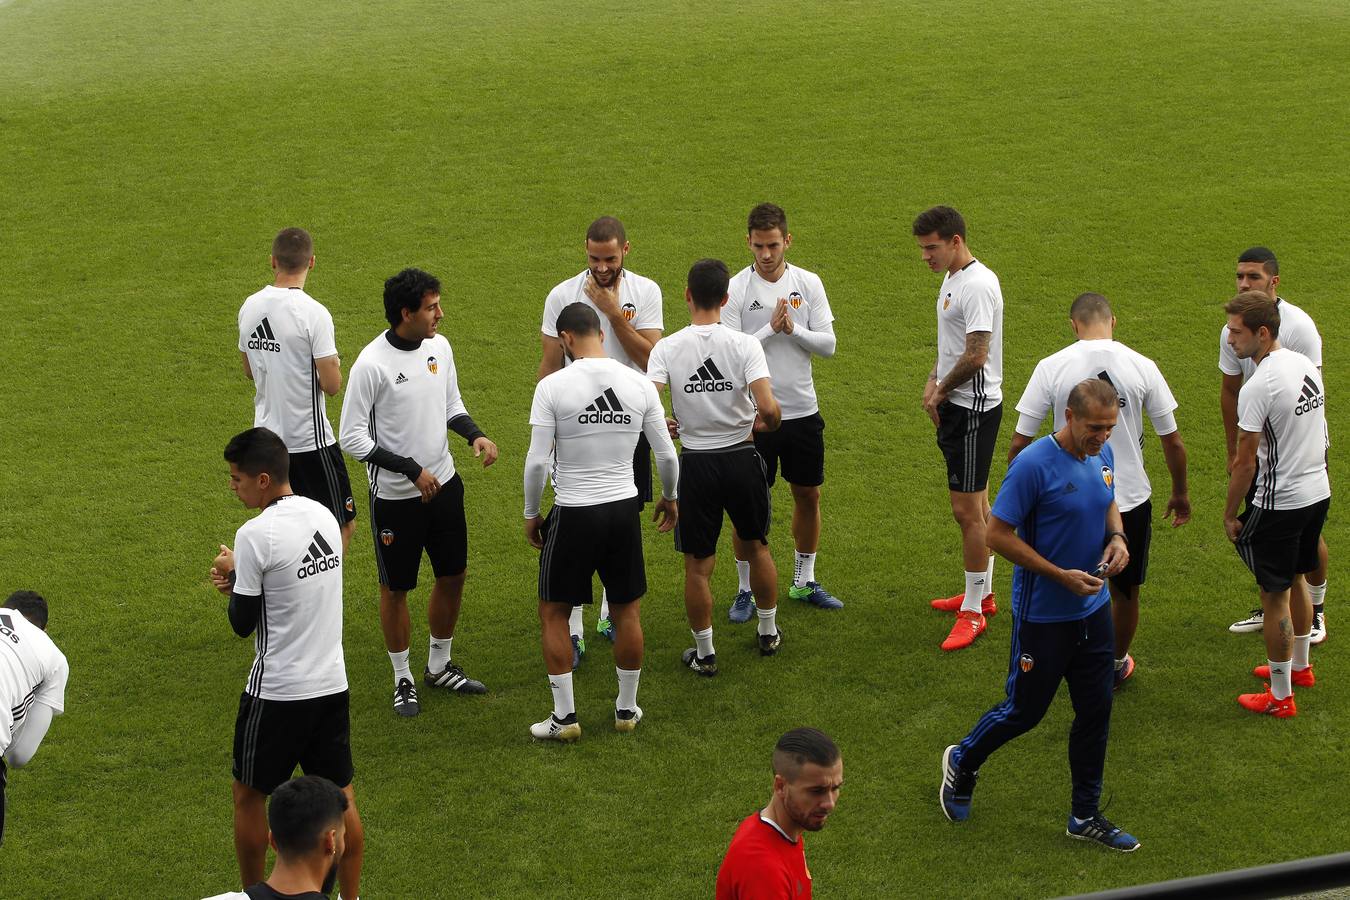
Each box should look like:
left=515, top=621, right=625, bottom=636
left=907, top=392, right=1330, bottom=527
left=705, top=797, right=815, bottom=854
left=428, top=571, right=467, bottom=640
left=610, top=599, right=644, bottom=670
left=684, top=555, right=716, bottom=631
left=539, top=601, right=572, bottom=675
left=1109, top=583, right=1141, bottom=660
left=790, top=483, right=821, bottom=554
left=232, top=780, right=268, bottom=888
left=378, top=586, right=411, bottom=652
left=949, top=489, right=991, bottom=572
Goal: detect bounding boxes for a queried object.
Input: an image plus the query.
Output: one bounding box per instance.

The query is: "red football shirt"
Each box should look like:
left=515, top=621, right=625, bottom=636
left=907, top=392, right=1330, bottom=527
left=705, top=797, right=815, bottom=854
left=715, top=812, right=812, bottom=899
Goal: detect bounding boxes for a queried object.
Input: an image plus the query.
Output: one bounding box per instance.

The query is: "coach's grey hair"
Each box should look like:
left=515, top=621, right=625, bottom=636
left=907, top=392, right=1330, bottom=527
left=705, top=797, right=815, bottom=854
left=1067, top=378, right=1119, bottom=416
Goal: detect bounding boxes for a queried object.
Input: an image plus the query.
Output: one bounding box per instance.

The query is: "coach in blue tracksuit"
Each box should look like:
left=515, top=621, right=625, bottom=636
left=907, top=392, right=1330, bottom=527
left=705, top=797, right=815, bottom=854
left=939, top=378, right=1142, bottom=852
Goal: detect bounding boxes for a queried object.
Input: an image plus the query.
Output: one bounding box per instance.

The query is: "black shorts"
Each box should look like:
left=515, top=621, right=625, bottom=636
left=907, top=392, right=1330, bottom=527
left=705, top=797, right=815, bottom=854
left=632, top=432, right=653, bottom=505
left=1109, top=500, right=1153, bottom=589
left=754, top=412, right=825, bottom=487
left=539, top=497, right=646, bottom=605
left=674, top=445, right=772, bottom=559
left=371, top=474, right=467, bottom=592
left=233, top=690, right=353, bottom=795
left=290, top=444, right=356, bottom=525
left=936, top=401, right=1002, bottom=493
left=1235, top=498, right=1330, bottom=593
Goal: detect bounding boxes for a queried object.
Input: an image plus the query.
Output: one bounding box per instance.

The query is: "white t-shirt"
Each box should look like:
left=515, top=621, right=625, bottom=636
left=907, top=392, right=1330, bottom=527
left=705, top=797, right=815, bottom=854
left=1015, top=339, right=1179, bottom=513
left=646, top=323, right=771, bottom=450
left=1237, top=348, right=1330, bottom=511
left=530, top=357, right=672, bottom=507
left=339, top=332, right=469, bottom=501
left=238, top=285, right=339, bottom=453
left=724, top=264, right=834, bottom=420
left=1219, top=297, right=1322, bottom=379
left=0, top=610, right=68, bottom=754
left=541, top=270, right=664, bottom=372
left=233, top=495, right=348, bottom=701
left=934, top=259, right=1003, bottom=411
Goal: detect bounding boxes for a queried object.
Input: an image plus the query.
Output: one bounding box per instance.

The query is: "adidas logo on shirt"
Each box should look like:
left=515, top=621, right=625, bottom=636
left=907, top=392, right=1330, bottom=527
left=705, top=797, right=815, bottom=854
left=395, top=373, right=409, bottom=385
left=684, top=357, right=735, bottom=394
left=748, top=299, right=765, bottom=311
left=579, top=388, right=632, bottom=424
left=297, top=530, right=340, bottom=579
left=247, top=318, right=281, bottom=353
left=1295, top=375, right=1324, bottom=416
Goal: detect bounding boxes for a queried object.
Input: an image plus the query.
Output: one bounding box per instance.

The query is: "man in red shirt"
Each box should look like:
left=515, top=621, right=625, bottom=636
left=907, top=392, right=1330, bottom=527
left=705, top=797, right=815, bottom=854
left=716, top=728, right=843, bottom=899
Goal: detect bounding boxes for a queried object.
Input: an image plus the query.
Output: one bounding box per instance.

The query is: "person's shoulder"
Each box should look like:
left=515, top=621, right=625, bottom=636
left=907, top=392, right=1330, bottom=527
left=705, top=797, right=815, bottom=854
left=240, top=285, right=273, bottom=309
left=968, top=260, right=1002, bottom=289
left=546, top=271, right=587, bottom=303
left=352, top=330, right=391, bottom=359
left=200, top=892, right=250, bottom=900
left=624, top=269, right=661, bottom=294
left=727, top=265, right=754, bottom=292
left=428, top=333, right=453, bottom=355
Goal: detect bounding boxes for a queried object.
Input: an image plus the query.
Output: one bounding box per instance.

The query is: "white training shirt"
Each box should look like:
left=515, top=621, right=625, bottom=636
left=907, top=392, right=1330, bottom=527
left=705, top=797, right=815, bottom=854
left=934, top=259, right=1003, bottom=411
left=541, top=270, right=664, bottom=372
left=724, top=263, right=835, bottom=420
left=339, top=332, right=469, bottom=501
left=238, top=285, right=340, bottom=453
left=0, top=610, right=67, bottom=755
left=1219, top=297, right=1323, bottom=379
left=233, top=495, right=348, bottom=701
left=646, top=323, right=772, bottom=451
left=526, top=357, right=677, bottom=513
left=1237, top=347, right=1330, bottom=511
left=1015, top=339, right=1179, bottom=513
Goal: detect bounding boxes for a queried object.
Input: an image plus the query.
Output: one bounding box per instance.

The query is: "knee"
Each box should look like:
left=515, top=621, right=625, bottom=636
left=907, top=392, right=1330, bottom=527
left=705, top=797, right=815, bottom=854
left=952, top=505, right=985, bottom=530
left=791, top=484, right=820, bottom=508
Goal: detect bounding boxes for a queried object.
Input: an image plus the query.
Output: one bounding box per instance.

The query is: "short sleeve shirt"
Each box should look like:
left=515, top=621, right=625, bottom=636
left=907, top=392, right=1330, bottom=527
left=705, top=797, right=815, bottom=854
left=541, top=270, right=663, bottom=372
left=1236, top=348, right=1330, bottom=510
left=647, top=323, right=771, bottom=450
left=935, top=260, right=1003, bottom=411
left=0, top=611, right=68, bottom=753
left=716, top=812, right=812, bottom=900
left=1219, top=297, right=1322, bottom=379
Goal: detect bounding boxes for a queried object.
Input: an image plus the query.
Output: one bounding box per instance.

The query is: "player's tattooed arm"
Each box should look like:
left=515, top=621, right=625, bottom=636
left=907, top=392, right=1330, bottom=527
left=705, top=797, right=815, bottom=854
left=937, top=331, right=990, bottom=397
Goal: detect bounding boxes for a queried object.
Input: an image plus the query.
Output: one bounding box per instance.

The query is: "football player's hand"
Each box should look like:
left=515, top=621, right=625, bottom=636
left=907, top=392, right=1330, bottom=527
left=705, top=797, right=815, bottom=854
left=666, top=417, right=680, bottom=441
left=473, top=437, right=499, bottom=468
left=1099, top=537, right=1129, bottom=577
left=583, top=273, right=621, bottom=317
left=922, top=389, right=945, bottom=427
left=653, top=497, right=678, bottom=533
left=525, top=516, right=545, bottom=550
left=414, top=468, right=441, bottom=503
left=1165, top=493, right=1191, bottom=527
left=1224, top=515, right=1242, bottom=543
left=771, top=298, right=790, bottom=333
left=210, top=545, right=235, bottom=596
left=1058, top=568, right=1104, bottom=597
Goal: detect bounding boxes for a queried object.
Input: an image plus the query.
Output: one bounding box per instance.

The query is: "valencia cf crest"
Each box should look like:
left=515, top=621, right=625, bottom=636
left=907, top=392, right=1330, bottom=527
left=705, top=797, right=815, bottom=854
left=379, top=529, right=395, bottom=546
left=943, top=293, right=951, bottom=310
left=1019, top=653, right=1035, bottom=673
left=788, top=291, right=803, bottom=310
left=426, top=356, right=438, bottom=375
left=621, top=302, right=637, bottom=322
left=344, top=496, right=355, bottom=513
left=1101, top=465, right=1113, bottom=488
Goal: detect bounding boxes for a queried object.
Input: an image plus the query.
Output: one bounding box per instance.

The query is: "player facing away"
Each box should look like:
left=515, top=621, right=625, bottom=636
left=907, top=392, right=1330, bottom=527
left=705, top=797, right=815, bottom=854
left=1009, top=293, right=1190, bottom=688
left=647, top=259, right=784, bottom=676
left=941, top=379, right=1140, bottom=852
left=716, top=727, right=843, bottom=900
left=914, top=206, right=1005, bottom=652
left=722, top=203, right=842, bottom=618
left=202, top=775, right=351, bottom=900
left=338, top=269, right=499, bottom=717
left=1220, top=248, right=1329, bottom=642
left=208, top=428, right=364, bottom=898
left=1222, top=293, right=1330, bottom=717
left=238, top=228, right=357, bottom=554
left=524, top=302, right=679, bottom=741
left=537, top=216, right=664, bottom=660
left=0, top=591, right=68, bottom=848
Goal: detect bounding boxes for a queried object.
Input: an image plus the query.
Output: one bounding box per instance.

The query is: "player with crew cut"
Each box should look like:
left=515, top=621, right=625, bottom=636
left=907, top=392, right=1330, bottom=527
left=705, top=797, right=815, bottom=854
left=647, top=258, right=784, bottom=676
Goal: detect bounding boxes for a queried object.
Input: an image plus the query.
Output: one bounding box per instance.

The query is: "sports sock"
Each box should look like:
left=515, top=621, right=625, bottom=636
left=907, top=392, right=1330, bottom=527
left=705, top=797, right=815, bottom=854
left=959, top=570, right=988, bottom=614
left=756, top=604, right=778, bottom=637
left=549, top=672, right=576, bottom=720
left=793, top=551, right=816, bottom=587
left=1267, top=659, right=1293, bottom=700
left=568, top=605, right=583, bottom=638
left=428, top=635, right=451, bottom=672
left=389, top=649, right=413, bottom=686
left=986, top=554, right=995, bottom=587
left=693, top=627, right=715, bottom=659
left=1114, top=657, right=1127, bottom=672
left=600, top=589, right=611, bottom=620
left=1308, top=580, right=1327, bottom=607
left=1293, top=633, right=1311, bottom=671
left=616, top=666, right=641, bottom=710
left=736, top=559, right=752, bottom=593
left=1072, top=815, right=1094, bottom=827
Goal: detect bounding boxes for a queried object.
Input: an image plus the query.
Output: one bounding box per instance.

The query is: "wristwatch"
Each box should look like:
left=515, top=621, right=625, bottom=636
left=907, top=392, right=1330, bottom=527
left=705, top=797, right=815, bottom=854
left=1105, top=530, right=1128, bottom=545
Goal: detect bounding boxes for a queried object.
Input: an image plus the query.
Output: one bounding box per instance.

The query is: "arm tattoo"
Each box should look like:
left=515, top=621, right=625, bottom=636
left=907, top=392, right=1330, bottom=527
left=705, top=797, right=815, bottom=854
left=938, top=331, right=992, bottom=395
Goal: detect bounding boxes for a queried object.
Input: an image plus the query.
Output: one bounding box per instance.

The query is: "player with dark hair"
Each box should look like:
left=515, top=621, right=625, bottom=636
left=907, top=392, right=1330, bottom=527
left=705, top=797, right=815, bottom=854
left=537, top=217, right=665, bottom=659
left=0, top=590, right=68, bottom=848
left=238, top=227, right=356, bottom=554
left=941, top=379, right=1140, bottom=852
left=647, top=259, right=783, bottom=675
left=209, top=427, right=364, bottom=897
left=716, top=727, right=843, bottom=898
left=723, top=203, right=842, bottom=622
left=340, top=269, right=499, bottom=717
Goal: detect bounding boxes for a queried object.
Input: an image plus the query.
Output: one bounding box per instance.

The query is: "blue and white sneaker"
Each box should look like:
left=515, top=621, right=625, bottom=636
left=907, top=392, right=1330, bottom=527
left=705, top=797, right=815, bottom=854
left=571, top=634, right=585, bottom=670
left=789, top=581, right=844, bottom=610
left=728, top=590, right=757, bottom=624
left=940, top=745, right=977, bottom=822
left=1066, top=814, right=1140, bottom=852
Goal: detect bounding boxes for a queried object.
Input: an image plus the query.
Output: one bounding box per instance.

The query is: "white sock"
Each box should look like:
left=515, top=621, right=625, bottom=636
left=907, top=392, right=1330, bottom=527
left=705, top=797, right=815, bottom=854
left=793, top=551, right=816, bottom=587
left=985, top=555, right=995, bottom=587
left=736, top=559, right=752, bottom=593
left=1293, top=633, right=1311, bottom=671
left=389, top=649, right=413, bottom=686
left=1267, top=659, right=1293, bottom=700
left=1309, top=579, right=1327, bottom=607
left=428, top=635, right=451, bottom=671
left=693, top=627, right=715, bottom=659
left=616, top=667, right=641, bottom=711
left=1072, top=815, right=1093, bottom=826
left=569, top=605, right=584, bottom=638
left=756, top=605, right=778, bottom=637
left=549, top=671, right=576, bottom=720
left=960, top=570, right=988, bottom=614
left=600, top=589, right=611, bottom=620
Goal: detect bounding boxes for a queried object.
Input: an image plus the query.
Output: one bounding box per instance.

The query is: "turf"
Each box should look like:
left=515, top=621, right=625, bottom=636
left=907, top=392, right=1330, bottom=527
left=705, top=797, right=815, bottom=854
left=1, top=0, right=1348, bottom=896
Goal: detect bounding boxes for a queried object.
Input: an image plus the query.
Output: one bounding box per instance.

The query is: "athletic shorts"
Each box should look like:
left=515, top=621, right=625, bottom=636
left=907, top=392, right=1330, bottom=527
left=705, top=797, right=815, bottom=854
left=936, top=401, right=1002, bottom=493
left=233, top=690, right=353, bottom=795
left=1234, top=498, right=1330, bottom=593
left=632, top=432, right=653, bottom=505
left=290, top=444, right=356, bottom=525
left=754, top=412, right=825, bottom=487
left=674, top=444, right=772, bottom=559
left=371, top=474, right=467, bottom=592
left=538, top=497, right=646, bottom=605
left=1109, top=500, right=1153, bottom=589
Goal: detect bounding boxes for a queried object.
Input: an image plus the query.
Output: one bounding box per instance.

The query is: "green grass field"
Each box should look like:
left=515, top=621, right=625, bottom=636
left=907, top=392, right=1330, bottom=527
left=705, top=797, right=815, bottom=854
left=2, top=1, right=1349, bottom=896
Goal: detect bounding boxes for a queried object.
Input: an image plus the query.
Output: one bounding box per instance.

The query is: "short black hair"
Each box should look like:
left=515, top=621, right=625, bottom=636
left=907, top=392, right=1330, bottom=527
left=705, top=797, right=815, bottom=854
left=772, top=727, right=840, bottom=781
left=687, top=258, right=730, bottom=310
left=1238, top=246, right=1279, bottom=276
left=271, top=228, right=313, bottom=274
left=747, top=203, right=788, bottom=236
left=1069, top=292, right=1113, bottom=325
left=586, top=216, right=627, bottom=246
left=383, top=268, right=441, bottom=328
left=224, top=427, right=290, bottom=481
left=4, top=591, right=48, bottom=630
left=269, top=775, right=348, bottom=858
left=555, top=301, right=601, bottom=337
left=912, top=205, right=966, bottom=240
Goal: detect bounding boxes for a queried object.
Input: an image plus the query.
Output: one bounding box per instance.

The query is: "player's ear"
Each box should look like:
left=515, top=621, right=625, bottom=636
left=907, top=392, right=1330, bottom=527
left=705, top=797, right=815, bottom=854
left=267, top=830, right=280, bottom=854
left=308, top=256, right=316, bottom=271
left=720, top=293, right=729, bottom=309
left=621, top=240, right=631, bottom=256
left=783, top=232, right=792, bottom=250
left=269, top=255, right=279, bottom=272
